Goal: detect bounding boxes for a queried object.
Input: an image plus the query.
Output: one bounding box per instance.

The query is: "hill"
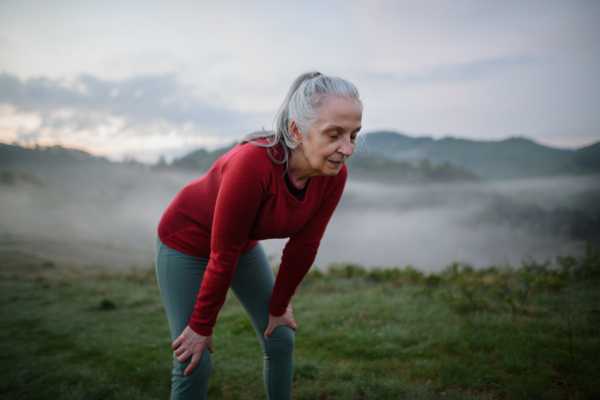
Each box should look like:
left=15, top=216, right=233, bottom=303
left=0, top=143, right=150, bottom=190
left=170, top=143, right=237, bottom=171
left=0, top=143, right=111, bottom=170
left=2, top=133, right=599, bottom=183
left=344, top=153, right=480, bottom=182
left=360, top=131, right=600, bottom=180
left=169, top=141, right=481, bottom=183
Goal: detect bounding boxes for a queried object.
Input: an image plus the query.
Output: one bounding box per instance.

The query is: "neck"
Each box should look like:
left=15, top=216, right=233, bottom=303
left=288, top=146, right=316, bottom=187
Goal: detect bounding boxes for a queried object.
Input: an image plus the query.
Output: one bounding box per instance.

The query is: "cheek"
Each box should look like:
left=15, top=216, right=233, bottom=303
left=305, top=138, right=330, bottom=161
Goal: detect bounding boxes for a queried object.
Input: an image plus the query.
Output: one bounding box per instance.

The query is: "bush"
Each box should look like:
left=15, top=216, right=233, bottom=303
left=327, top=263, right=366, bottom=278
left=99, top=299, right=117, bottom=310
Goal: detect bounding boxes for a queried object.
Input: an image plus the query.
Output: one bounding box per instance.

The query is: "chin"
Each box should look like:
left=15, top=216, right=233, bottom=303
left=322, top=159, right=345, bottom=174
left=323, top=166, right=343, bottom=176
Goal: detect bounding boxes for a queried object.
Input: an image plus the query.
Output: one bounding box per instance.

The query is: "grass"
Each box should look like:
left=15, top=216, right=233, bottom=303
left=0, top=241, right=599, bottom=399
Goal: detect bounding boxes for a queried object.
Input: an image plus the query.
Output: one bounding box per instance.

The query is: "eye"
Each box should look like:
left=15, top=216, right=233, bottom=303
left=350, top=135, right=357, bottom=141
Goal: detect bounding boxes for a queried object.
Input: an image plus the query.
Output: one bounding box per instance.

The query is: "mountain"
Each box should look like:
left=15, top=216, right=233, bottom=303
left=3, top=131, right=599, bottom=183
left=345, top=153, right=480, bottom=182
left=0, top=143, right=149, bottom=190
left=170, top=143, right=237, bottom=171
left=0, top=143, right=111, bottom=170
left=573, top=141, right=600, bottom=171
left=168, top=141, right=480, bottom=183
left=360, top=131, right=600, bottom=180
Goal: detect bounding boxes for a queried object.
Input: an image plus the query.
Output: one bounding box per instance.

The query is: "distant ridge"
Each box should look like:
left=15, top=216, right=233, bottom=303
left=360, top=131, right=600, bottom=180
left=2, top=132, right=599, bottom=182
left=0, top=143, right=111, bottom=170
left=170, top=143, right=237, bottom=171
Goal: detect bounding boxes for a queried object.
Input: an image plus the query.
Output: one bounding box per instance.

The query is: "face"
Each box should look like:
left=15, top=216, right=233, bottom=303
left=290, top=96, right=362, bottom=177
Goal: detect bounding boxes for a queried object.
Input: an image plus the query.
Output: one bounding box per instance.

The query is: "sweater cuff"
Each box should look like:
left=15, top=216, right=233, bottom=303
left=269, top=303, right=287, bottom=317
left=188, top=321, right=213, bottom=337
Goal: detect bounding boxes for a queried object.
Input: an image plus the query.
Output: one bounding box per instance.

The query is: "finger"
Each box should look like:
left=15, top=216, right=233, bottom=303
left=177, top=349, right=192, bottom=363
left=184, top=353, right=201, bottom=376
left=208, top=341, right=216, bottom=354
left=174, top=346, right=186, bottom=357
left=290, top=321, right=298, bottom=330
left=264, top=324, right=273, bottom=340
left=172, top=337, right=183, bottom=350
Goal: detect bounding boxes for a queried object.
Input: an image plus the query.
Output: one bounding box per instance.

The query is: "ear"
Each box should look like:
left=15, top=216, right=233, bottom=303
left=289, top=120, right=303, bottom=144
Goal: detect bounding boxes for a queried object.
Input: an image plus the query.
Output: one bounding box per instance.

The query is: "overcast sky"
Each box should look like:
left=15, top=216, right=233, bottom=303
left=1, top=0, right=599, bottom=162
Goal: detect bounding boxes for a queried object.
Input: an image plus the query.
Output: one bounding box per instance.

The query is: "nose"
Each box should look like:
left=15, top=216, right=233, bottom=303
left=338, top=136, right=354, bottom=157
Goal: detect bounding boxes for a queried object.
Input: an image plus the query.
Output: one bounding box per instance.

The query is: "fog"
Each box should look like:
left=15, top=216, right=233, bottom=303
left=1, top=167, right=596, bottom=272
left=263, top=179, right=590, bottom=271
left=0, top=166, right=196, bottom=270
left=489, top=175, right=600, bottom=214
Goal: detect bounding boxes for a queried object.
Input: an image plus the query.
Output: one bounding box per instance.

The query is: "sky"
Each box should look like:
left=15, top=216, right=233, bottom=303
left=0, top=0, right=599, bottom=162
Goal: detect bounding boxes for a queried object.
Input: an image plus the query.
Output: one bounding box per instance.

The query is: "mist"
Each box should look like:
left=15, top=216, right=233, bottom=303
left=0, top=166, right=198, bottom=269
left=0, top=166, right=596, bottom=272
left=263, top=178, right=590, bottom=271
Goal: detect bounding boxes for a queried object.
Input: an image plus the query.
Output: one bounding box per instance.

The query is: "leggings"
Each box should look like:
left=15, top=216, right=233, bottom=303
left=155, top=236, right=295, bottom=400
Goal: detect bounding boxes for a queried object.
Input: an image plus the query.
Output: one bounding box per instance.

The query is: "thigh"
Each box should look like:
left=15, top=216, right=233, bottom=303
left=155, top=236, right=212, bottom=399
left=155, top=235, right=209, bottom=341
left=230, top=243, right=276, bottom=344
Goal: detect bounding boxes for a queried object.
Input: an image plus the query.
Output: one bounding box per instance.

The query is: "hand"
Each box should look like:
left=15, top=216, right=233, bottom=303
left=172, top=325, right=215, bottom=376
left=264, top=304, right=298, bottom=340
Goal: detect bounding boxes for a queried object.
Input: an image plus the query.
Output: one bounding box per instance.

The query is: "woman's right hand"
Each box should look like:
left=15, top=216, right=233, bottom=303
left=172, top=325, right=215, bottom=376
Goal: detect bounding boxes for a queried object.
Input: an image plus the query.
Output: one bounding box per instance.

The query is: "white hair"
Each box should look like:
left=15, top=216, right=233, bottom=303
left=242, top=71, right=362, bottom=166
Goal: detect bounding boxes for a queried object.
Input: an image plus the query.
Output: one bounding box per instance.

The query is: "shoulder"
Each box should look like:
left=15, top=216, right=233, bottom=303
left=216, top=142, right=284, bottom=189
left=219, top=142, right=276, bottom=169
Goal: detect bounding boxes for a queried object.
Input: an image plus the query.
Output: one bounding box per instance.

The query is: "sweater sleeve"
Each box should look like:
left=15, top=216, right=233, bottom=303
left=188, top=150, right=271, bottom=336
left=269, top=165, right=348, bottom=316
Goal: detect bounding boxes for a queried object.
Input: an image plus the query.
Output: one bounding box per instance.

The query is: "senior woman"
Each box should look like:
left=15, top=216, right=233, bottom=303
left=155, top=71, right=362, bottom=399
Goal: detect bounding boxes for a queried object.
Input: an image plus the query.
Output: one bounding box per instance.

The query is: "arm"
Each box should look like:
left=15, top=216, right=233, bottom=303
left=172, top=148, right=271, bottom=375
left=269, top=165, right=348, bottom=317
left=190, top=151, right=271, bottom=336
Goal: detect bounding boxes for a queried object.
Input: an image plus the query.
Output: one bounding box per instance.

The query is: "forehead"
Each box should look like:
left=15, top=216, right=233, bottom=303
left=313, top=96, right=363, bottom=125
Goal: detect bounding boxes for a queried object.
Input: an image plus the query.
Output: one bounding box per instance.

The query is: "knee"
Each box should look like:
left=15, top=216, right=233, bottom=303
left=195, top=348, right=213, bottom=377
left=172, top=347, right=212, bottom=382
left=264, top=325, right=295, bottom=359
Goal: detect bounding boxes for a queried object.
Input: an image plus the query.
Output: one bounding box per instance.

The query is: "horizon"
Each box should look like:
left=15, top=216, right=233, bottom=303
left=3, top=129, right=598, bottom=165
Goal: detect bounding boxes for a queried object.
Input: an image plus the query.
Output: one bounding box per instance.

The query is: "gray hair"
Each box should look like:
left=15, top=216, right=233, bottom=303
left=241, top=71, right=362, bottom=166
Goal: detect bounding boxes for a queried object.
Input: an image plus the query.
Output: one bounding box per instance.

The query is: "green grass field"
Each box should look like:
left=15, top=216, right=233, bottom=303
left=1, top=243, right=599, bottom=400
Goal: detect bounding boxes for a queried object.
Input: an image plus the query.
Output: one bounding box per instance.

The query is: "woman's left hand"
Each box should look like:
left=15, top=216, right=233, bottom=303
left=264, top=304, right=298, bottom=340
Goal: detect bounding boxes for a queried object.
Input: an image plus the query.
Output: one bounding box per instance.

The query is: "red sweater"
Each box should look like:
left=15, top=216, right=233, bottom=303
left=158, top=141, right=347, bottom=336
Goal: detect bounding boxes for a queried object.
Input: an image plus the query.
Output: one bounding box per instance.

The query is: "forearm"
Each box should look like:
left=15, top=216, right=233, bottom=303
left=189, top=258, right=238, bottom=335
left=270, top=245, right=318, bottom=316
left=269, top=167, right=347, bottom=315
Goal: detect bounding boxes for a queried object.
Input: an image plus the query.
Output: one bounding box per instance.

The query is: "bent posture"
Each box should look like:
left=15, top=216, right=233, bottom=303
left=155, top=72, right=362, bottom=399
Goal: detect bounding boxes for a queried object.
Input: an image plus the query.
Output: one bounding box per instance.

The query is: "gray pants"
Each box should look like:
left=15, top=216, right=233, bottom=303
left=155, top=236, right=295, bottom=400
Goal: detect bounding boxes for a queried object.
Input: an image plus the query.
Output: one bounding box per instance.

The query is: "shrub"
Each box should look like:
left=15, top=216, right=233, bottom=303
left=99, top=299, right=117, bottom=310
left=327, top=263, right=366, bottom=278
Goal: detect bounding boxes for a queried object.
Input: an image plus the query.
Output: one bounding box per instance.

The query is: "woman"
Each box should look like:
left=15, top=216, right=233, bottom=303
left=155, top=71, right=362, bottom=399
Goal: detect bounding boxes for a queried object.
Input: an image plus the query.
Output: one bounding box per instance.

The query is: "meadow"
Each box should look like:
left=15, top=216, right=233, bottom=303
left=1, top=241, right=599, bottom=400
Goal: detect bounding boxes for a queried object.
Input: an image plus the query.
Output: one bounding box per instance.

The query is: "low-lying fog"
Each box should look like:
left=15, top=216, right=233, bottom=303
left=0, top=166, right=597, bottom=272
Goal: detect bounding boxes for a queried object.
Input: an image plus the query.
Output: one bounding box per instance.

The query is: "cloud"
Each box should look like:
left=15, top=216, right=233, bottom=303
left=0, top=73, right=269, bottom=129
left=0, top=73, right=271, bottom=161
left=357, top=55, right=534, bottom=88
